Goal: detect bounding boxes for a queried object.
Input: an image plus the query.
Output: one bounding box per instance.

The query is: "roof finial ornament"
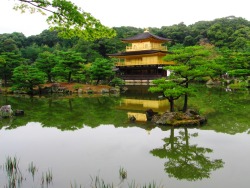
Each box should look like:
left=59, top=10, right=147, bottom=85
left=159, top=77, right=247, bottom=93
left=144, top=28, right=149, bottom=33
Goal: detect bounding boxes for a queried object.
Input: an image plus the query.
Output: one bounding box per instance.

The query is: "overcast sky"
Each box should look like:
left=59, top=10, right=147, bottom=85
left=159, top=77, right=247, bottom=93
left=1, top=0, right=249, bottom=37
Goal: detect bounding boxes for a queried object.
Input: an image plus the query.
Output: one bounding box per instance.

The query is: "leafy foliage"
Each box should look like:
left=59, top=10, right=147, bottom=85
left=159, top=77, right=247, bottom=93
left=0, top=52, right=26, bottom=86
left=109, top=77, right=125, bottom=87
left=0, top=32, right=26, bottom=51
left=52, top=50, right=86, bottom=82
left=221, top=50, right=250, bottom=78
left=149, top=78, right=190, bottom=112
left=12, top=64, right=46, bottom=94
left=13, top=0, right=116, bottom=40
left=161, top=45, right=216, bottom=111
left=72, top=39, right=102, bottom=62
left=90, top=58, right=115, bottom=85
left=35, top=51, right=59, bottom=82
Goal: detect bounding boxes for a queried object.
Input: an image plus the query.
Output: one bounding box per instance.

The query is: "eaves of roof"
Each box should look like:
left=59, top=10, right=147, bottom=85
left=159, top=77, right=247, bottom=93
left=108, top=50, right=167, bottom=57
left=121, top=32, right=171, bottom=42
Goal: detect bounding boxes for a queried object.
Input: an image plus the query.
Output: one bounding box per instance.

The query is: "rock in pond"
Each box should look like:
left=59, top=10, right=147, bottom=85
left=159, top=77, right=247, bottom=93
left=152, top=109, right=207, bottom=126
left=0, top=105, right=13, bottom=118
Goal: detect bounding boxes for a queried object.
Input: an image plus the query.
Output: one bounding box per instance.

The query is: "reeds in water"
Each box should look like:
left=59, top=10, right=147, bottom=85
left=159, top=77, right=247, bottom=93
left=128, top=180, right=164, bottom=188
left=90, top=176, right=114, bottom=188
left=119, top=167, right=127, bottom=180
left=41, top=169, right=53, bottom=186
left=70, top=181, right=82, bottom=188
left=28, top=161, right=38, bottom=180
left=2, top=157, right=164, bottom=188
left=4, top=156, right=23, bottom=188
left=5, top=156, right=19, bottom=173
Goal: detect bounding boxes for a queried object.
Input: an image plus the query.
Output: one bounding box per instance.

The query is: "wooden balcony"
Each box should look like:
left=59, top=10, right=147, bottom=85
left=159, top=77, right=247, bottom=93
left=118, top=74, right=163, bottom=80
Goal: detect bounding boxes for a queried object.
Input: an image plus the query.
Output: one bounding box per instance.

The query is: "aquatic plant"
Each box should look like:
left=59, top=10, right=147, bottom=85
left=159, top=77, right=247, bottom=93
left=2, top=157, right=165, bottom=188
left=4, top=156, right=23, bottom=188
left=70, top=181, right=82, bottom=188
left=5, top=156, right=19, bottom=173
left=89, top=169, right=164, bottom=188
left=90, top=175, right=114, bottom=188
left=41, top=169, right=53, bottom=186
left=119, top=167, right=127, bottom=180
left=128, top=180, right=164, bottom=188
left=28, top=161, right=38, bottom=180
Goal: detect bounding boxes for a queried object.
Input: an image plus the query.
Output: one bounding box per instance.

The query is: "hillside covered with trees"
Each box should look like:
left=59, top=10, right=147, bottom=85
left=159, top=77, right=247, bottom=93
left=0, top=16, right=249, bottom=94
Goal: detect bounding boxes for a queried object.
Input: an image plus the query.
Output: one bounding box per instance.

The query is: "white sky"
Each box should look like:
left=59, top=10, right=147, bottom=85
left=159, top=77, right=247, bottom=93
left=0, top=0, right=249, bottom=37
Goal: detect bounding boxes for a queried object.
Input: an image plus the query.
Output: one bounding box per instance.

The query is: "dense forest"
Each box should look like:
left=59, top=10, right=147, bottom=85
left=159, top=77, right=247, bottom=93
left=0, top=16, right=249, bottom=94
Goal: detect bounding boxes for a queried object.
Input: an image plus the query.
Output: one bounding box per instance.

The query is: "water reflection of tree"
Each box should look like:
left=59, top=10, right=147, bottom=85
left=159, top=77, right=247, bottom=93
left=150, top=127, right=224, bottom=181
left=0, top=95, right=128, bottom=130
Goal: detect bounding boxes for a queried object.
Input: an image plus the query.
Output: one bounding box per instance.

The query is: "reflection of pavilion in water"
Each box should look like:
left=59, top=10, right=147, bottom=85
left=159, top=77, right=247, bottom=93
left=118, top=85, right=169, bottom=121
left=119, top=98, right=168, bottom=112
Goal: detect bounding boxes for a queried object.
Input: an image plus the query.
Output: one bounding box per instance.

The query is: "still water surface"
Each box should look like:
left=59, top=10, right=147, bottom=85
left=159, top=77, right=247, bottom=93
left=0, top=85, right=250, bottom=188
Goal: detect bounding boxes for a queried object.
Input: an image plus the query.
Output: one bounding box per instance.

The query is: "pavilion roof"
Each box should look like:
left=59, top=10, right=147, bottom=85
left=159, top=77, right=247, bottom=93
left=121, top=31, right=171, bottom=42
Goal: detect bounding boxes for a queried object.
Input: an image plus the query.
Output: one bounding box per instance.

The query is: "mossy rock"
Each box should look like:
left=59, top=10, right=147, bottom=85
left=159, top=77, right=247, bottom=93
left=172, top=119, right=201, bottom=126
left=152, top=109, right=207, bottom=126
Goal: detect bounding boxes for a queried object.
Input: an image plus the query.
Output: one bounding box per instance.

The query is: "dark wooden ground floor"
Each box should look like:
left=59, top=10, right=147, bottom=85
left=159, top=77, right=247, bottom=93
left=115, top=65, right=167, bottom=81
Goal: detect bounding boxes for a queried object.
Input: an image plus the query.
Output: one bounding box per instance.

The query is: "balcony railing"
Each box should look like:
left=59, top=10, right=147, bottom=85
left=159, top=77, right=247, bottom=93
left=115, top=61, right=174, bottom=66
left=126, top=46, right=167, bottom=51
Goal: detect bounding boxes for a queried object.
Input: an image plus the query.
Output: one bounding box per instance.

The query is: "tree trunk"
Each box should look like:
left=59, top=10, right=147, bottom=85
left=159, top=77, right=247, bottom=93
left=38, top=86, right=42, bottom=95
left=96, top=78, right=100, bottom=85
left=48, top=74, right=52, bottom=83
left=68, top=71, right=72, bottom=83
left=182, top=82, right=189, bottom=112
left=183, top=93, right=188, bottom=112
left=29, top=86, right=34, bottom=95
left=3, top=74, right=7, bottom=87
left=169, top=97, right=175, bottom=112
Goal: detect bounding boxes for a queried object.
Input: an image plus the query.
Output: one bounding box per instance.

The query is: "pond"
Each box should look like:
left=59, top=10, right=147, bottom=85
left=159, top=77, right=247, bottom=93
left=0, top=84, right=250, bottom=188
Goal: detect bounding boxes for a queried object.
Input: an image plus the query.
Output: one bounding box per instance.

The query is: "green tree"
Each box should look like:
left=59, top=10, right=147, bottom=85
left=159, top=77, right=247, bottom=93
left=0, top=52, right=25, bottom=86
left=183, top=35, right=195, bottom=46
left=34, top=30, right=60, bottom=47
left=52, top=50, right=85, bottom=82
left=21, top=43, right=44, bottom=63
left=24, top=29, right=78, bottom=49
left=148, top=78, right=189, bottom=112
left=218, top=49, right=250, bottom=81
left=231, top=26, right=250, bottom=50
left=90, top=58, right=115, bottom=85
left=35, top=51, right=58, bottom=82
left=72, top=40, right=102, bottom=62
left=163, top=45, right=214, bottom=112
left=109, top=77, right=125, bottom=87
left=13, top=0, right=116, bottom=40
left=0, top=38, right=19, bottom=53
left=207, top=16, right=250, bottom=49
left=189, top=21, right=212, bottom=44
left=0, top=32, right=26, bottom=51
left=227, top=51, right=250, bottom=79
left=12, top=64, right=46, bottom=94
left=161, top=22, right=190, bottom=45
left=97, top=38, right=125, bottom=57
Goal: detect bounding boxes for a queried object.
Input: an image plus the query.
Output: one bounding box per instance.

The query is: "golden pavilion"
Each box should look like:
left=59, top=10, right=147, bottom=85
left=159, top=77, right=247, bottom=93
left=109, top=30, right=173, bottom=84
